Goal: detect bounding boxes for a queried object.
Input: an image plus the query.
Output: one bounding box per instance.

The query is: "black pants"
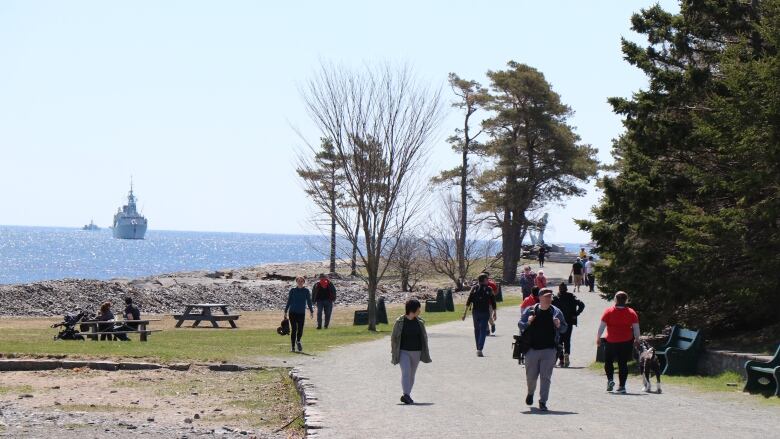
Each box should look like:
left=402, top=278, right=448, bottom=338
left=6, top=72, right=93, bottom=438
left=604, top=340, right=634, bottom=387
left=289, top=313, right=305, bottom=345
left=587, top=274, right=595, bottom=291
left=559, top=325, right=574, bottom=358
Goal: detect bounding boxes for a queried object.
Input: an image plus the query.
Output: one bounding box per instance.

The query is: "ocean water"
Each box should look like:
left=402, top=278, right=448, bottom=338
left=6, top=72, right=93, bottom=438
left=0, top=225, right=589, bottom=285
left=0, top=226, right=330, bottom=285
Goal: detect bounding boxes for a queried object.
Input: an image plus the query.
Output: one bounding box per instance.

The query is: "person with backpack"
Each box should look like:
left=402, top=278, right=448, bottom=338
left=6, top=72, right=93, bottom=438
left=570, top=258, right=584, bottom=292
left=518, top=290, right=568, bottom=411
left=284, top=276, right=314, bottom=352
left=597, top=291, right=640, bottom=393
left=519, top=266, right=537, bottom=298
left=390, top=299, right=432, bottom=405
left=553, top=282, right=585, bottom=367
left=312, top=273, right=337, bottom=329
left=462, top=273, right=497, bottom=357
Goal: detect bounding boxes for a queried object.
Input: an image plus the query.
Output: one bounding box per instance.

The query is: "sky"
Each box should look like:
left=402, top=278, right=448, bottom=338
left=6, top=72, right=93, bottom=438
left=0, top=0, right=679, bottom=243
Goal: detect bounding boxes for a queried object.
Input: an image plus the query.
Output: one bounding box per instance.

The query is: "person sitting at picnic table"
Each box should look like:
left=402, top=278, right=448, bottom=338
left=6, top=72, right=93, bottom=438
left=96, top=301, right=129, bottom=341
left=123, top=297, right=141, bottom=330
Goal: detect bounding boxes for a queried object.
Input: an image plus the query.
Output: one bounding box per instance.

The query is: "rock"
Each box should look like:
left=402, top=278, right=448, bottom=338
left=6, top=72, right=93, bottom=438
left=184, top=418, right=193, bottom=424
left=194, top=414, right=200, bottom=419
left=147, top=417, right=155, bottom=422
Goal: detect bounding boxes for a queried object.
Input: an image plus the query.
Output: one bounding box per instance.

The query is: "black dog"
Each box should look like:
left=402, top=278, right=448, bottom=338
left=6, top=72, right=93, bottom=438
left=637, top=341, right=662, bottom=393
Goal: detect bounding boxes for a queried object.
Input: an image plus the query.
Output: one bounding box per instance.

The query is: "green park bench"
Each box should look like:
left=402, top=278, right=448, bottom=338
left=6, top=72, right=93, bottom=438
left=353, top=297, right=388, bottom=325
left=656, top=325, right=703, bottom=375
left=425, top=289, right=453, bottom=313
left=744, top=344, right=780, bottom=397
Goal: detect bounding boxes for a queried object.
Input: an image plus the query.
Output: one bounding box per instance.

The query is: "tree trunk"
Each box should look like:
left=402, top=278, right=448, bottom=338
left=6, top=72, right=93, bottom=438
left=329, top=193, right=337, bottom=274
left=501, top=217, right=523, bottom=283
left=457, top=146, right=468, bottom=289
left=350, top=215, right=360, bottom=276
left=367, top=278, right=378, bottom=331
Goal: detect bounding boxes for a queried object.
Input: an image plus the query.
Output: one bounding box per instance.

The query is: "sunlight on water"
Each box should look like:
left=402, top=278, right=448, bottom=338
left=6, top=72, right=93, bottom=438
left=0, top=226, right=330, bottom=284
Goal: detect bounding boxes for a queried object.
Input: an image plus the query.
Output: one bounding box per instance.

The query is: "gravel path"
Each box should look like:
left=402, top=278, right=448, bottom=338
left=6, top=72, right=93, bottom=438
left=300, top=263, right=779, bottom=438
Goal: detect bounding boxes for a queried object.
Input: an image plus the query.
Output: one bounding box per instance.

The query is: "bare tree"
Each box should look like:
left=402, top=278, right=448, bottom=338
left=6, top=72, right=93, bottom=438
left=425, top=192, right=485, bottom=291
left=391, top=234, right=424, bottom=292
left=300, top=62, right=443, bottom=330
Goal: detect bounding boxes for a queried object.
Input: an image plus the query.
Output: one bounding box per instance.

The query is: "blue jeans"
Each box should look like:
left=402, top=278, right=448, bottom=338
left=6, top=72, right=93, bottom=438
left=472, top=311, right=490, bottom=350
left=316, top=300, right=333, bottom=328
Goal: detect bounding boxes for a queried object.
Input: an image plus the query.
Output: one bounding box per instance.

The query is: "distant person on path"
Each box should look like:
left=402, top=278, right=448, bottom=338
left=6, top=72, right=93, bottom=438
left=390, top=299, right=432, bottom=405
left=579, top=247, right=587, bottom=260
left=537, top=246, right=546, bottom=267
left=570, top=258, right=584, bottom=292
left=462, top=273, right=497, bottom=357
left=553, top=283, right=585, bottom=367
left=284, top=276, right=314, bottom=352
left=597, top=291, right=640, bottom=393
left=535, top=270, right=547, bottom=289
left=312, top=273, right=336, bottom=329
left=519, top=266, right=537, bottom=298
left=585, top=256, right=596, bottom=292
left=519, top=290, right=568, bottom=411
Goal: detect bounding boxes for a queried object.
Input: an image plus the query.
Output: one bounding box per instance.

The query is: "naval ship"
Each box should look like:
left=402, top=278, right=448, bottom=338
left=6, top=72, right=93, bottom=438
left=112, top=181, right=147, bottom=239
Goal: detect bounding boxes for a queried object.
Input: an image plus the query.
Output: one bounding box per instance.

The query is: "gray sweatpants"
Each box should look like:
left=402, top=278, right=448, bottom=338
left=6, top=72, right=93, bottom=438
left=525, top=348, right=557, bottom=403
left=399, top=350, right=421, bottom=395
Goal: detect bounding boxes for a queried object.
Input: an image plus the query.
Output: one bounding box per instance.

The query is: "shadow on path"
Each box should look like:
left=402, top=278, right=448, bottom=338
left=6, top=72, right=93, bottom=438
left=522, top=409, right=578, bottom=415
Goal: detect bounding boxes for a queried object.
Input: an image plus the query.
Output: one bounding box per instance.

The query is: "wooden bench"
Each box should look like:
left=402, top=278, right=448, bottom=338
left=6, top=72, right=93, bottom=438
left=79, top=320, right=161, bottom=342
left=656, top=325, right=703, bottom=375
left=173, top=304, right=240, bottom=328
left=744, top=344, right=780, bottom=397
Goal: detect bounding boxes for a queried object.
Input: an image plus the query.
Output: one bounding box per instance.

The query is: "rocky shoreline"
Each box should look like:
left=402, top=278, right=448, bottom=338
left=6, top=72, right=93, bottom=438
left=0, top=261, right=450, bottom=317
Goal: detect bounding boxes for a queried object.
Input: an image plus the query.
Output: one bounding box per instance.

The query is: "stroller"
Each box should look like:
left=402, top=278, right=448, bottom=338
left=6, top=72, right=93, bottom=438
left=51, top=311, right=88, bottom=341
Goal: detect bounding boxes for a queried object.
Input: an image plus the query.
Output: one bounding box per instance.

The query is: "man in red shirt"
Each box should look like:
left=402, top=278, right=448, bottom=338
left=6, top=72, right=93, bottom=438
left=596, top=291, right=640, bottom=393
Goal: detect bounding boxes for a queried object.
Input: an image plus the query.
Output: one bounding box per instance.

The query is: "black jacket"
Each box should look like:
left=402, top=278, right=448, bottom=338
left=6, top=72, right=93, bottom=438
left=553, top=292, right=585, bottom=326
left=312, top=282, right=337, bottom=302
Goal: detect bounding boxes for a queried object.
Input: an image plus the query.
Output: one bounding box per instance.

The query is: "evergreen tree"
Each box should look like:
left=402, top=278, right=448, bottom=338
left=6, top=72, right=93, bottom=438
left=476, top=62, right=598, bottom=283
left=580, top=0, right=780, bottom=334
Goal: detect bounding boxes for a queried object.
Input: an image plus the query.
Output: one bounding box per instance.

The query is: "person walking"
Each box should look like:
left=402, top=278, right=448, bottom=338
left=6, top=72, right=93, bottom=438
left=390, top=299, right=432, bottom=405
left=483, top=272, right=499, bottom=335
left=534, top=270, right=547, bottom=289
left=552, top=283, right=585, bottom=367
left=585, top=256, right=596, bottom=292
left=519, top=266, right=537, bottom=299
left=284, top=276, right=314, bottom=352
left=570, top=258, right=584, bottom=292
left=537, top=246, right=547, bottom=267
left=462, top=273, right=497, bottom=357
left=597, top=291, right=640, bottom=393
left=312, top=273, right=336, bottom=329
left=520, top=286, right=540, bottom=313
left=518, top=290, right=568, bottom=411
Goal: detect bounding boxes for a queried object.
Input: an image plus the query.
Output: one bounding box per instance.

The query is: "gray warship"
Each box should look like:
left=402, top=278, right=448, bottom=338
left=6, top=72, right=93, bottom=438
left=112, top=181, right=147, bottom=239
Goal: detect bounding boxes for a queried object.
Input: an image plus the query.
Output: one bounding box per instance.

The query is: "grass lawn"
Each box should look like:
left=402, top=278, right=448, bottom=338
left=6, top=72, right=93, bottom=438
left=589, top=360, right=780, bottom=405
left=0, top=295, right=521, bottom=363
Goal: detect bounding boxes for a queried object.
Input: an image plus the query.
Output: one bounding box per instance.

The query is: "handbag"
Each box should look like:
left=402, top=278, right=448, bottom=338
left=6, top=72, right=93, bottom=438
left=568, top=274, right=573, bottom=285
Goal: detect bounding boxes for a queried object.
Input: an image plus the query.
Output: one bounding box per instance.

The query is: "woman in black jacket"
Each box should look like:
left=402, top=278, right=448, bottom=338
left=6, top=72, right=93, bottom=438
left=552, top=282, right=585, bottom=367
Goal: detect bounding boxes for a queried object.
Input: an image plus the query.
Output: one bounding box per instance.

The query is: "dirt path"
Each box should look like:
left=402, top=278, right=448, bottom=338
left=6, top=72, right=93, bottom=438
left=300, top=263, right=780, bottom=438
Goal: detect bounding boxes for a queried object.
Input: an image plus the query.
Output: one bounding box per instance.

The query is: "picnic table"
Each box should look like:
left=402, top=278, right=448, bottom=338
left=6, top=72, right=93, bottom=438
left=173, top=303, right=240, bottom=328
left=79, top=319, right=161, bottom=342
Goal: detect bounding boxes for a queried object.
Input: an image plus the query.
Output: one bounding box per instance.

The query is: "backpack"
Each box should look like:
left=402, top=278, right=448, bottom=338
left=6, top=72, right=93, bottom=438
left=277, top=318, right=290, bottom=336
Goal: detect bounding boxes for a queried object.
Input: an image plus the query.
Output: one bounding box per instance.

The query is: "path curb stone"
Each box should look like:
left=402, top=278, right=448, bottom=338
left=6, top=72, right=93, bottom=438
left=290, top=367, right=323, bottom=437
